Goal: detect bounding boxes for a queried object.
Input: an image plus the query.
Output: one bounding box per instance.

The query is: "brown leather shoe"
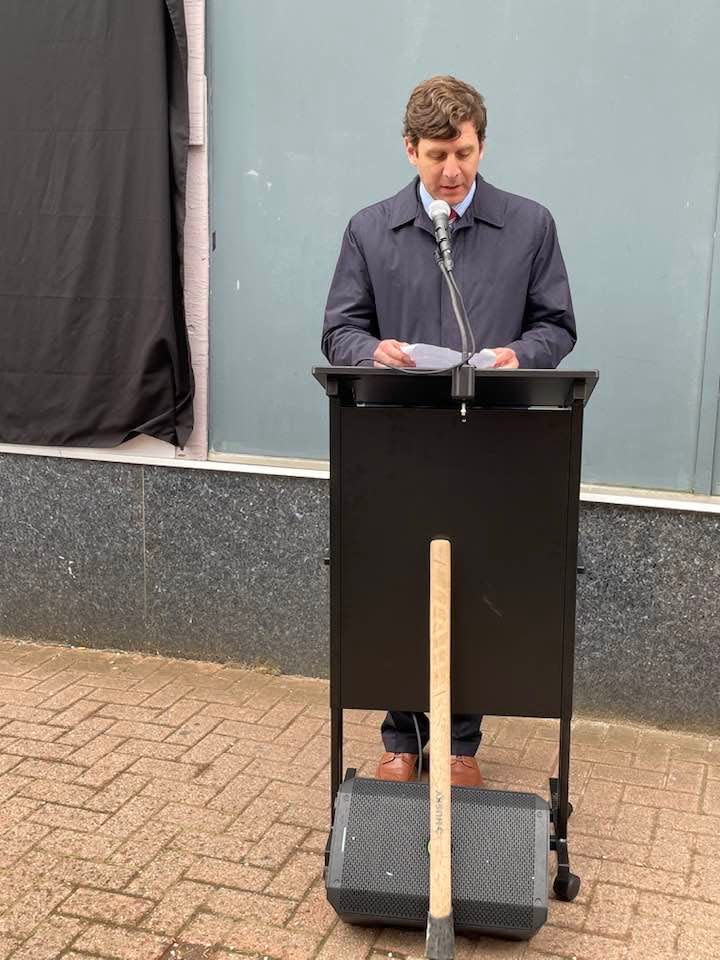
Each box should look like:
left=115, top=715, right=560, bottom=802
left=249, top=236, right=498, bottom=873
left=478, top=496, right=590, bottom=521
left=375, top=752, right=418, bottom=782
left=450, top=755, right=483, bottom=788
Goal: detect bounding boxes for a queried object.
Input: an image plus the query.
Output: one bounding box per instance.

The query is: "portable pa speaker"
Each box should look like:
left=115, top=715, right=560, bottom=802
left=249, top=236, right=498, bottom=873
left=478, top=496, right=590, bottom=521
left=326, top=776, right=549, bottom=939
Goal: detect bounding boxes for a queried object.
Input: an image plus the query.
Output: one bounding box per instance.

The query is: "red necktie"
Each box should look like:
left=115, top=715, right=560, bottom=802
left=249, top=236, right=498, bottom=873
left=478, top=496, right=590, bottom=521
left=449, top=209, right=458, bottom=223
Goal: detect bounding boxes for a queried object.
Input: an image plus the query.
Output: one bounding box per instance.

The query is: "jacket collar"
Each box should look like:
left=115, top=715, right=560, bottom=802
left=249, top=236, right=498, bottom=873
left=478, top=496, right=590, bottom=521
left=389, top=174, right=506, bottom=231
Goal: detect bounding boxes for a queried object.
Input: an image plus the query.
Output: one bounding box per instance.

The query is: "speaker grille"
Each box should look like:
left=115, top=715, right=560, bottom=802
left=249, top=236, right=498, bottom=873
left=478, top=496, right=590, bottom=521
left=329, top=778, right=547, bottom=934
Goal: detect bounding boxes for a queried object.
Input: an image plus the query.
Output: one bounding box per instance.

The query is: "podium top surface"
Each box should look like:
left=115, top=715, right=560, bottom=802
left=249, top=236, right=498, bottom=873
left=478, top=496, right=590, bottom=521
left=313, top=366, right=598, bottom=408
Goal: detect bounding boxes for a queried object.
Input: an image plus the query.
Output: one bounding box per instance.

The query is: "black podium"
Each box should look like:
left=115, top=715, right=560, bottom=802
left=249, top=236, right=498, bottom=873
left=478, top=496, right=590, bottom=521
left=314, top=366, right=598, bottom=937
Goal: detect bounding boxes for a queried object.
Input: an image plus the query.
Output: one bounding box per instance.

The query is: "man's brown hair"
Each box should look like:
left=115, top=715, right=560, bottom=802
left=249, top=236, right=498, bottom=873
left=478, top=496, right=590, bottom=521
left=403, top=75, right=487, bottom=147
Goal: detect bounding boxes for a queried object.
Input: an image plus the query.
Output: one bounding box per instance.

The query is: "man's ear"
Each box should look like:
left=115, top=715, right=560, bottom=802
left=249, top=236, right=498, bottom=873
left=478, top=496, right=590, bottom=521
left=404, top=136, right=419, bottom=168
left=478, top=141, right=485, bottom=162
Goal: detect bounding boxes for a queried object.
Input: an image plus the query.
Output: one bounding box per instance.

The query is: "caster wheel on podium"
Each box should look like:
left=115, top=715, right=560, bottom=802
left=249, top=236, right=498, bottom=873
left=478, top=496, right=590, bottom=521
left=553, top=873, right=581, bottom=902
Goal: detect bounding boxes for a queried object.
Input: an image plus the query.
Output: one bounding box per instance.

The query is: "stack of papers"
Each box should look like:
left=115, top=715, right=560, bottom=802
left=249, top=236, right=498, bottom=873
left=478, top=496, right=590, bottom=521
left=401, top=343, right=497, bottom=369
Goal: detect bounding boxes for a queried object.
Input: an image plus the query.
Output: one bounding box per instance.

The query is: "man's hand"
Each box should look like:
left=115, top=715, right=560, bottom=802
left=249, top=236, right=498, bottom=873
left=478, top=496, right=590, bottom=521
left=489, top=347, right=519, bottom=369
left=373, top=339, right=416, bottom=368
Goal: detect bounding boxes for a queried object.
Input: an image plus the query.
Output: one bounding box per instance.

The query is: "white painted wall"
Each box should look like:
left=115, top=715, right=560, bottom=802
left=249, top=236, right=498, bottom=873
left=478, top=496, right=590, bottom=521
left=177, top=0, right=209, bottom=461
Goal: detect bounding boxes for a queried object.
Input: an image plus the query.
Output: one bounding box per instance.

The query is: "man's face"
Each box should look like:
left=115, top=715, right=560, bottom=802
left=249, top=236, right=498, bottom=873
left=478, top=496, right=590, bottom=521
left=404, top=119, right=483, bottom=205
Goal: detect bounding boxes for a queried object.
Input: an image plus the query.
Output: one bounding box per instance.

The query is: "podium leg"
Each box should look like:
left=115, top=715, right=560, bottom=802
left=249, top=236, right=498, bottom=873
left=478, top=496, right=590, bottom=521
left=330, top=706, right=343, bottom=822
left=426, top=538, right=454, bottom=960
left=550, top=396, right=583, bottom=902
left=550, top=716, right=580, bottom=901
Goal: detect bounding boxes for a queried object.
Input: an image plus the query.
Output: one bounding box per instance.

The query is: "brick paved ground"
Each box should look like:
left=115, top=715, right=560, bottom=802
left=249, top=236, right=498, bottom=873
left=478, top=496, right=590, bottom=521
left=0, top=638, right=716, bottom=960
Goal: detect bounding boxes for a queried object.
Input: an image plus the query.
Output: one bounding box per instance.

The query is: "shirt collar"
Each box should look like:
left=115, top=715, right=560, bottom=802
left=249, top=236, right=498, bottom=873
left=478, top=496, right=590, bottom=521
left=418, top=179, right=476, bottom=219
left=389, top=175, right=506, bottom=230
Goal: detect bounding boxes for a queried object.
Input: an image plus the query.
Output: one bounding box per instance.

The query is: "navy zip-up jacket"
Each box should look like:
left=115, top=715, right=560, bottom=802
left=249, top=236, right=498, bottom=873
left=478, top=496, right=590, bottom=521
left=322, top=174, right=576, bottom=369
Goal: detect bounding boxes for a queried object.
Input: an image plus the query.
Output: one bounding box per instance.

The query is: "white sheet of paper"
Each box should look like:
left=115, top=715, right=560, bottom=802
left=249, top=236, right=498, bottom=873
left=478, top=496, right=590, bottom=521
left=401, top=343, right=497, bottom=369
left=468, top=349, right=498, bottom=370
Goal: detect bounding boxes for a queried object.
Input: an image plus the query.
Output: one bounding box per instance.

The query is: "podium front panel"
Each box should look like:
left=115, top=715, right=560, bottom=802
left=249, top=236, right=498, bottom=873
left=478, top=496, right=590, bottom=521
left=336, top=404, right=574, bottom=717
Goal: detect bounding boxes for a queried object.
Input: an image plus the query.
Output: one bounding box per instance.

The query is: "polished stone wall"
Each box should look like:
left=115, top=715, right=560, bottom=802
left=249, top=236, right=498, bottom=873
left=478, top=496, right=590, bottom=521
left=0, top=453, right=717, bottom=732
left=576, top=502, right=719, bottom=732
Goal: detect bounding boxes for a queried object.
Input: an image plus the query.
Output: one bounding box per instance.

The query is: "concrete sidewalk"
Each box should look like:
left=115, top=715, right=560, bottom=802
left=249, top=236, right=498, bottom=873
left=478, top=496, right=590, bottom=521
left=0, top=638, right=716, bottom=960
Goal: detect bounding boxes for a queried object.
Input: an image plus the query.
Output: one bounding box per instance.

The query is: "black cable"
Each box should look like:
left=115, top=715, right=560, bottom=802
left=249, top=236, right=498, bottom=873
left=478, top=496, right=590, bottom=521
left=412, top=712, right=423, bottom=781
left=352, top=355, right=466, bottom=374
left=447, top=268, right=477, bottom=356
left=437, top=255, right=479, bottom=360
left=436, top=254, right=470, bottom=361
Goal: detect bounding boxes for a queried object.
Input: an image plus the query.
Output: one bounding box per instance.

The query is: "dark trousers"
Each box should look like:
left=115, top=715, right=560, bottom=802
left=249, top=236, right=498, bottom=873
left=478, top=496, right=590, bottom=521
left=381, top=711, right=483, bottom=757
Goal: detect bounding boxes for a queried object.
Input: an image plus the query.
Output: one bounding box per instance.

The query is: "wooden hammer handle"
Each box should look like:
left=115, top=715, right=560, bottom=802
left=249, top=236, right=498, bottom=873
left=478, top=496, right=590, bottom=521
left=426, top=538, right=454, bottom=960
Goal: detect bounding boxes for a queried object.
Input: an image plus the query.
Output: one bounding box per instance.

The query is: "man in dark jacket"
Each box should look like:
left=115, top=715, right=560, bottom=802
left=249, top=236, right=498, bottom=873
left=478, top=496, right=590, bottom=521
left=321, top=75, right=576, bottom=787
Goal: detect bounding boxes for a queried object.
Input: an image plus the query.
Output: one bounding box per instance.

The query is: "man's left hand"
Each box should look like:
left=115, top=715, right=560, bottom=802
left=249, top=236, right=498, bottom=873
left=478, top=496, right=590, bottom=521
left=489, top=347, right=519, bottom=369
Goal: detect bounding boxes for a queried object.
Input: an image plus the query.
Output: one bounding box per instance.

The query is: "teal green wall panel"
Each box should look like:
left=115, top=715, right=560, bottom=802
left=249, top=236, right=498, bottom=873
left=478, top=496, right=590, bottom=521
left=698, top=165, right=720, bottom=495
left=209, top=0, right=720, bottom=491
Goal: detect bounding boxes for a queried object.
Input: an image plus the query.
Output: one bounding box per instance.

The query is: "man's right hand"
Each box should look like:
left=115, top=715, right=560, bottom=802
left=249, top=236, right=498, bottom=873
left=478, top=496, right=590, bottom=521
left=373, top=339, right=416, bottom=368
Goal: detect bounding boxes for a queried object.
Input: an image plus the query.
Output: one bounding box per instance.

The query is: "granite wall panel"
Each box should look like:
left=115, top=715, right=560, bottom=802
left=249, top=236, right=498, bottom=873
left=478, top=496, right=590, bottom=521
left=0, top=454, right=145, bottom=650
left=0, top=454, right=717, bottom=732
left=142, top=466, right=328, bottom=675
left=576, top=503, right=719, bottom=731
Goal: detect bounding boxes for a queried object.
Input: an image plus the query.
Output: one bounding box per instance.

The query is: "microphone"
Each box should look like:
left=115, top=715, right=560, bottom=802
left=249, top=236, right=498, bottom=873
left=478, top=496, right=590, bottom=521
left=429, top=199, right=454, bottom=271
left=428, top=197, right=474, bottom=398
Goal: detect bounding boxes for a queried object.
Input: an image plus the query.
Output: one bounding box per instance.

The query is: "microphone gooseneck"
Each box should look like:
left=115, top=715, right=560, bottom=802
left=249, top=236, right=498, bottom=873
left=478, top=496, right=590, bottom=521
left=428, top=199, right=454, bottom=272
left=428, top=197, right=476, bottom=402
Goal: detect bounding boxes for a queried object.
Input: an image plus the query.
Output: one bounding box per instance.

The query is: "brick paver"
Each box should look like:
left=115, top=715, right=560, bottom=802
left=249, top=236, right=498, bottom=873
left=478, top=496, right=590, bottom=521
left=0, top=638, right=715, bottom=959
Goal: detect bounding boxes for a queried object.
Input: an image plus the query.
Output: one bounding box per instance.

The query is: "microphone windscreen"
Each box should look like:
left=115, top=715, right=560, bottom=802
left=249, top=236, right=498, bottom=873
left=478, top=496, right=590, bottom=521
left=430, top=200, right=450, bottom=220
left=429, top=199, right=451, bottom=219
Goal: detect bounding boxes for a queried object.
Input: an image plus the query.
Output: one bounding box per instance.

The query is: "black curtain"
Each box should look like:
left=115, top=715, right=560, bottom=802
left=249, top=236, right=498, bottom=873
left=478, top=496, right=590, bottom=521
left=0, top=0, right=194, bottom=447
